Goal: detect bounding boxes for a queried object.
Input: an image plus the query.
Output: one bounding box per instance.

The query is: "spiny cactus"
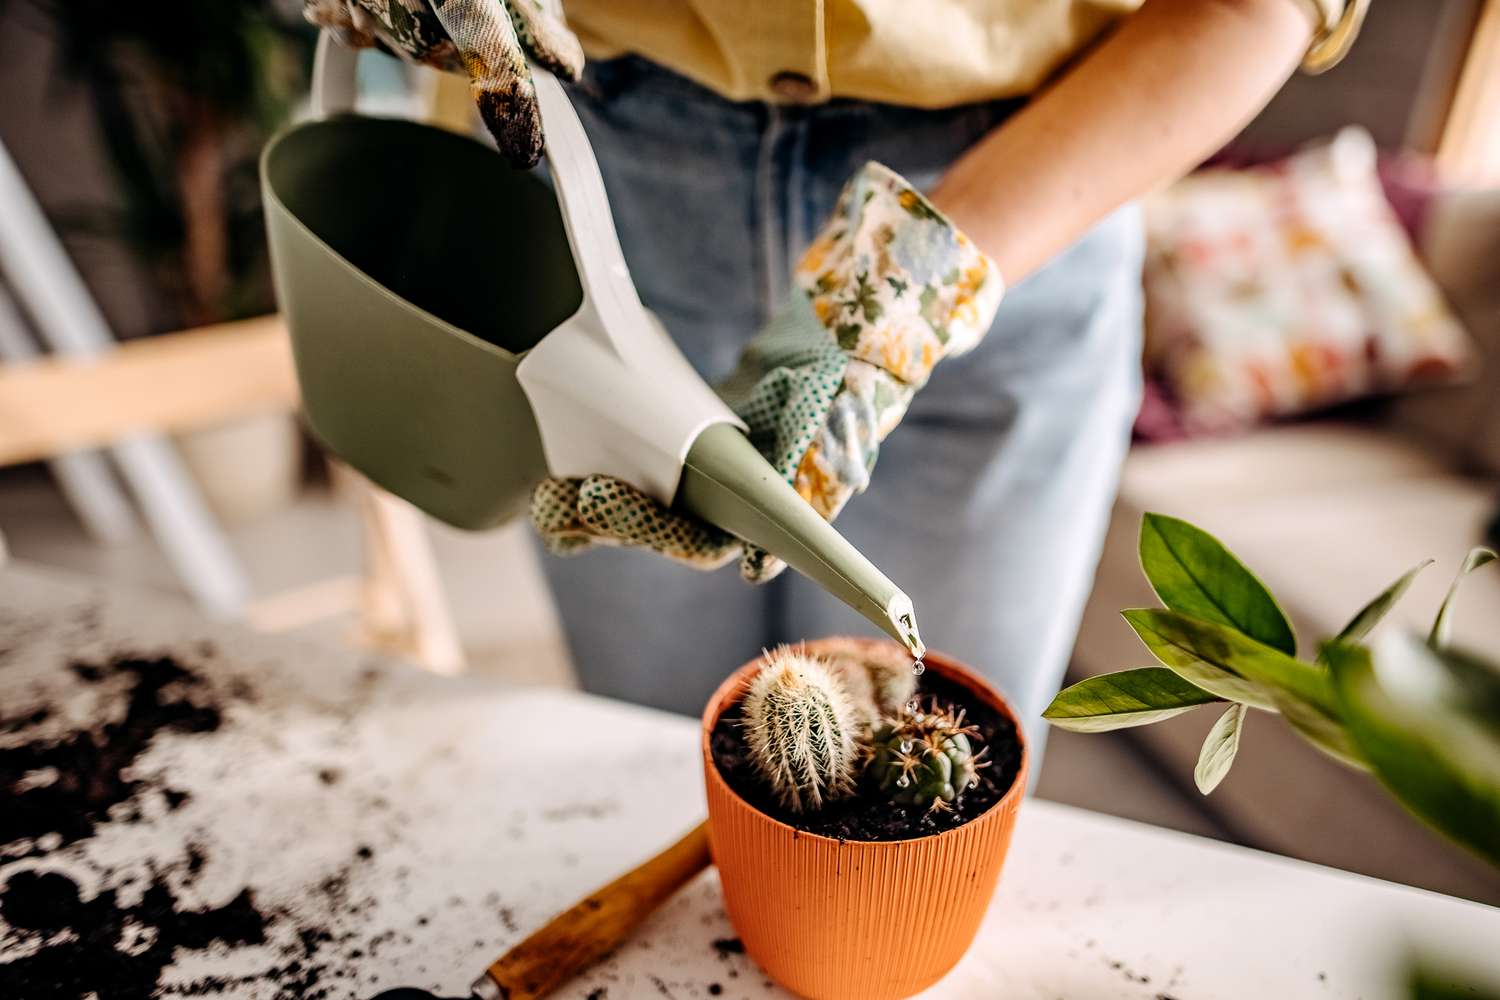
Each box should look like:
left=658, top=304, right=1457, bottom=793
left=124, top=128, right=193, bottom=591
left=741, top=646, right=861, bottom=813
left=821, top=641, right=919, bottom=728
left=871, top=699, right=990, bottom=812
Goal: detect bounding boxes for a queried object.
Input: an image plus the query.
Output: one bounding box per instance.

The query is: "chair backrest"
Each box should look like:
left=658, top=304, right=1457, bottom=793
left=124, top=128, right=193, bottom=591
left=0, top=315, right=297, bottom=467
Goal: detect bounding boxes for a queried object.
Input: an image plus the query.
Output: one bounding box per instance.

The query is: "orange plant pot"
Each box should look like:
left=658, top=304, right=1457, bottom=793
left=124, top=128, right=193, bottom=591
left=701, top=638, right=1029, bottom=1000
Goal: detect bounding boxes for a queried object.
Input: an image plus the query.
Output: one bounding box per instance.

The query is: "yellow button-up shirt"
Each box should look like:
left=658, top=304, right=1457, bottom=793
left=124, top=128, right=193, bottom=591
left=564, top=0, right=1364, bottom=108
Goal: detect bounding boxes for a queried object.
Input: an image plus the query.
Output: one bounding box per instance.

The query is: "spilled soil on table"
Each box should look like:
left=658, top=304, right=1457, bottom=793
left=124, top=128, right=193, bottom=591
left=0, top=652, right=373, bottom=998
left=0, top=656, right=219, bottom=851
left=710, top=670, right=1022, bottom=841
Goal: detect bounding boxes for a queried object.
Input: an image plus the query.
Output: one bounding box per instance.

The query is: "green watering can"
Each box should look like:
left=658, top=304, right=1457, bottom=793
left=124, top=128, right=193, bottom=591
left=260, top=33, right=925, bottom=656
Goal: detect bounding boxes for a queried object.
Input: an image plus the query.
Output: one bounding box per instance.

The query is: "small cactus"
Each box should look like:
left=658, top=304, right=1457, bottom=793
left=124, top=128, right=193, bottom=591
left=741, top=647, right=861, bottom=813
left=871, top=699, right=990, bottom=812
left=822, top=641, right=919, bottom=727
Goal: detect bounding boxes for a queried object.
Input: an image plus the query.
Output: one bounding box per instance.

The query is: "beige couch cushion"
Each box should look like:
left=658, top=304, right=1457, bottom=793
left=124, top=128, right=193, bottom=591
left=1074, top=420, right=1500, bottom=903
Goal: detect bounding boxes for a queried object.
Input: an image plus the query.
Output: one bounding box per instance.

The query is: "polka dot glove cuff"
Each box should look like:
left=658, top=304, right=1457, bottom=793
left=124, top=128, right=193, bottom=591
left=303, top=0, right=583, bottom=168
left=531, top=161, right=1005, bottom=582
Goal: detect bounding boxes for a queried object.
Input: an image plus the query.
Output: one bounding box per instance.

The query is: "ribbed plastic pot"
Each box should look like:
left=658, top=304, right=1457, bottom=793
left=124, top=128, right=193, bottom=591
left=701, top=638, right=1029, bottom=1000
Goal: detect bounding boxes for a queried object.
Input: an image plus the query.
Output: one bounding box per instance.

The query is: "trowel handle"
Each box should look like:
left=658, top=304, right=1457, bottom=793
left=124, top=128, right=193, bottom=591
left=475, top=821, right=711, bottom=1000
left=679, top=425, right=925, bottom=657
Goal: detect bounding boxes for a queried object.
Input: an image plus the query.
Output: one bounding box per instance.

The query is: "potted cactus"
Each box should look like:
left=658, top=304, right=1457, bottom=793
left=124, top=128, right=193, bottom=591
left=701, top=638, right=1028, bottom=1000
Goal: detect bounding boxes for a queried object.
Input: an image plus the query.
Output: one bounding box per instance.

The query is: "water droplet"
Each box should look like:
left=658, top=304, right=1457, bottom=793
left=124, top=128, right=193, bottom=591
left=904, top=699, right=919, bottom=715
left=911, top=659, right=926, bottom=676
left=967, top=778, right=979, bottom=790
left=896, top=775, right=910, bottom=788
left=899, top=740, right=914, bottom=754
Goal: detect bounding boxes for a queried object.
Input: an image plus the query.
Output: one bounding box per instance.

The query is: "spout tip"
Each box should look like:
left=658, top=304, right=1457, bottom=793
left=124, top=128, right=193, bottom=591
left=886, top=594, right=926, bottom=661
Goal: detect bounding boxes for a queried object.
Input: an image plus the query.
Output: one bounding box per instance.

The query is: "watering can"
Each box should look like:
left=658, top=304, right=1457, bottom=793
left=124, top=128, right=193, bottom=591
left=260, top=34, right=925, bottom=656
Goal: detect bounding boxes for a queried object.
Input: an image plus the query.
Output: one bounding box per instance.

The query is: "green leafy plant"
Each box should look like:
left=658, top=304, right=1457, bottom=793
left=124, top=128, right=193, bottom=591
left=1044, top=512, right=1500, bottom=866
left=741, top=647, right=863, bottom=813
left=869, top=699, right=989, bottom=812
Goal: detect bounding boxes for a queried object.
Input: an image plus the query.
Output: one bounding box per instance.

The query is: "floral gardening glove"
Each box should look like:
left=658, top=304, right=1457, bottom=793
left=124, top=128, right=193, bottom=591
left=531, top=161, right=1005, bottom=581
left=304, top=0, right=583, bottom=168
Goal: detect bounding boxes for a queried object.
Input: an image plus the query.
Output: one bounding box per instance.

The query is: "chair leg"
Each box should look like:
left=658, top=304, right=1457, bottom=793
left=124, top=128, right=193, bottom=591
left=338, top=465, right=466, bottom=675
left=0, top=140, right=248, bottom=614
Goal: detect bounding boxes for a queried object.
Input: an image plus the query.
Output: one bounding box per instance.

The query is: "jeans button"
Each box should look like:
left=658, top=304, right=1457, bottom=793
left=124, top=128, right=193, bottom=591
left=768, top=70, right=818, bottom=103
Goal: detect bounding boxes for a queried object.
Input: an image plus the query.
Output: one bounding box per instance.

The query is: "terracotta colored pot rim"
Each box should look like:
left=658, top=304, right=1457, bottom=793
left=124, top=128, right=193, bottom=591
left=700, top=638, right=1030, bottom=848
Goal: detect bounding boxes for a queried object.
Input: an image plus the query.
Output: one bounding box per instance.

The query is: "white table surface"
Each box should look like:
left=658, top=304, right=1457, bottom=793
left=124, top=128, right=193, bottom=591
left=1, top=564, right=1496, bottom=999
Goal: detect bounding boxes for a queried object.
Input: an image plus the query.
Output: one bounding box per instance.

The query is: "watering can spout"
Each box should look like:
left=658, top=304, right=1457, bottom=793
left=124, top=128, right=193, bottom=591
left=679, top=424, right=925, bottom=658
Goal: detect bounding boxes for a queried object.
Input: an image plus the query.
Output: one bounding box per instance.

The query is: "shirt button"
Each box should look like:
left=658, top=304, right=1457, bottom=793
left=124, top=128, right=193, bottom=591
left=768, top=70, right=818, bottom=104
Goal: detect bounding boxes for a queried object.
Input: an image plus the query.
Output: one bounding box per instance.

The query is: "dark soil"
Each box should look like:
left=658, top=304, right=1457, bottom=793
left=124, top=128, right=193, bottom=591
left=0, top=869, right=270, bottom=998
left=709, top=669, right=1021, bottom=841
left=0, top=652, right=382, bottom=999
left=0, top=656, right=221, bottom=852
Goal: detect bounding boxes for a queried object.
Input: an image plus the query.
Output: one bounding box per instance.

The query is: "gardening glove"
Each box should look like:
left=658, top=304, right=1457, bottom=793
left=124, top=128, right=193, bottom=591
left=303, top=0, right=583, bottom=168
left=532, top=161, right=1005, bottom=581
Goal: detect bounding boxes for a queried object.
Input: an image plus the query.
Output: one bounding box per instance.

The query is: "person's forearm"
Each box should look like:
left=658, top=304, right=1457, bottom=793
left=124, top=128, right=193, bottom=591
left=929, top=0, right=1312, bottom=282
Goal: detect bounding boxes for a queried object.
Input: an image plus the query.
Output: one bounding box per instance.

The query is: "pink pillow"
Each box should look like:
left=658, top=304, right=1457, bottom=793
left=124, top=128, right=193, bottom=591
left=1142, top=128, right=1473, bottom=435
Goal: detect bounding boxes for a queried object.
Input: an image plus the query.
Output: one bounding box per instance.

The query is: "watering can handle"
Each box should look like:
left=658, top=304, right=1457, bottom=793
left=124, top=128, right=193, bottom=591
left=531, top=70, right=654, bottom=349
left=311, top=31, right=360, bottom=119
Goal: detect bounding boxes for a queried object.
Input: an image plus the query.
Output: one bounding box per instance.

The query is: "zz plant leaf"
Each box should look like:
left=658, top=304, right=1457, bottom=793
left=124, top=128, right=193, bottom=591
left=1430, top=547, right=1497, bottom=649
left=1123, top=608, right=1337, bottom=716
left=1326, top=636, right=1500, bottom=868
left=1062, top=509, right=1500, bottom=859
left=1139, top=513, right=1296, bottom=655
left=1044, top=667, right=1223, bottom=733
left=1195, top=703, right=1248, bottom=794
left=1268, top=687, right=1366, bottom=770
left=1322, top=559, right=1433, bottom=658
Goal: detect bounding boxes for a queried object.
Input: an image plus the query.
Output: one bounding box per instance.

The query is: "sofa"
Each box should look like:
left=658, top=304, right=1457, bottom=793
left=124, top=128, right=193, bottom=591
left=1069, top=184, right=1500, bottom=904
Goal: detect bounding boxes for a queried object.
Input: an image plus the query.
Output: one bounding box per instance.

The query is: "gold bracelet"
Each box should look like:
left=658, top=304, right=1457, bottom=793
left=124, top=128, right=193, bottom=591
left=1302, top=0, right=1370, bottom=75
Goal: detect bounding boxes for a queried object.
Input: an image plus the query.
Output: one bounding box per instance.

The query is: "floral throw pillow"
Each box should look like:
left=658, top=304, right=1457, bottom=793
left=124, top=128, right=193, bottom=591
left=1142, top=127, right=1473, bottom=435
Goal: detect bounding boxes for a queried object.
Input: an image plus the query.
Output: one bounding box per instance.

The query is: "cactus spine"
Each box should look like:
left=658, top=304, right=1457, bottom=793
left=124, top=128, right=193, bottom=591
left=871, top=699, right=989, bottom=812
left=741, top=646, right=861, bottom=813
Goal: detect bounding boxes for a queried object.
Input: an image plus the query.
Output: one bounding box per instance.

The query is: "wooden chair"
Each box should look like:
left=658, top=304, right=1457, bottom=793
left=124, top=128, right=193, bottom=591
left=0, top=313, right=465, bottom=674
left=0, top=58, right=478, bottom=675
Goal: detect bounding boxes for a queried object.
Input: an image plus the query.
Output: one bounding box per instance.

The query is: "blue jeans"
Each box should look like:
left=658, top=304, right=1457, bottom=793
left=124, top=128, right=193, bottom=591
left=545, top=57, right=1143, bottom=760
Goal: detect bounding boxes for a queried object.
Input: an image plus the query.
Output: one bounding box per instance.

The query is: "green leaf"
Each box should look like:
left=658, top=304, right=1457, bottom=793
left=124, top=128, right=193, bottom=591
left=1429, top=547, right=1497, bottom=649
left=1043, top=667, right=1223, bottom=733
left=1269, top=685, right=1366, bottom=770
left=1195, top=703, right=1247, bottom=794
left=1327, top=636, right=1500, bottom=868
left=1139, top=513, right=1296, bottom=655
left=1123, top=608, right=1338, bottom=716
left=1320, top=559, right=1433, bottom=663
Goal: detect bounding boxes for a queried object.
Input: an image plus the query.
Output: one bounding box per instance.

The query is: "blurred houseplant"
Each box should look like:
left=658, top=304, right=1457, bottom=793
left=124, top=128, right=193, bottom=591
left=6, top=0, right=316, bottom=519
left=1046, top=513, right=1499, bottom=867
left=8, top=0, right=313, bottom=326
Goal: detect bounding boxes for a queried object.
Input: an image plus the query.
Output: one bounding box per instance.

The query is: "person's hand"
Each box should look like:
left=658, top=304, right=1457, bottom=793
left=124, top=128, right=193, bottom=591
left=532, top=161, right=1006, bottom=581
left=304, top=0, right=583, bottom=168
